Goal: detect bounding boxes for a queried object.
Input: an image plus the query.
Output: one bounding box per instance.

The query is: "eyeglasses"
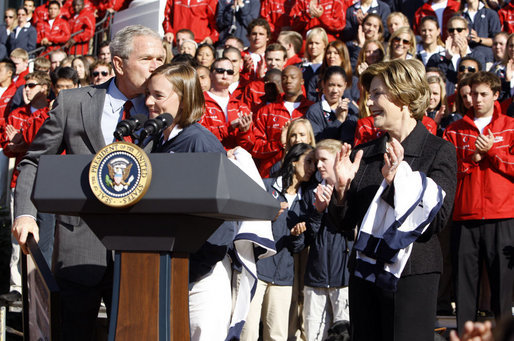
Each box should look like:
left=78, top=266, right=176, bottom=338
left=213, top=68, right=235, bottom=75
left=25, top=83, right=40, bottom=88
left=92, top=71, right=109, bottom=77
left=392, top=37, right=411, bottom=45
left=448, top=27, right=466, bottom=33
left=458, top=65, right=476, bottom=73
left=4, top=16, right=13, bottom=19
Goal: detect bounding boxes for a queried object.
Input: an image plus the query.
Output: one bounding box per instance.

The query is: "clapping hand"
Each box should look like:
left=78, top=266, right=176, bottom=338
left=382, top=137, right=404, bottom=185
left=314, top=183, right=334, bottom=212
left=334, top=143, right=363, bottom=201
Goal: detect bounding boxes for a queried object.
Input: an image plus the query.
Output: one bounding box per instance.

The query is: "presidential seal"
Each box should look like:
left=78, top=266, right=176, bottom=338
left=89, top=142, right=152, bottom=208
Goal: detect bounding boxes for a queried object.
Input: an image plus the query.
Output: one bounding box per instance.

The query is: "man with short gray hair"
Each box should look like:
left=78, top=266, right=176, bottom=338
left=12, top=24, right=165, bottom=339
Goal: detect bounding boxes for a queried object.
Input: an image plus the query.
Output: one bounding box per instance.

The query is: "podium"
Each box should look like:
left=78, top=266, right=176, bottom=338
left=31, top=152, right=280, bottom=341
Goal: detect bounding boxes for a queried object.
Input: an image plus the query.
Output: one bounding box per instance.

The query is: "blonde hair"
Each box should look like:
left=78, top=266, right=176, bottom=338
left=387, top=12, right=409, bottom=32
left=356, top=39, right=385, bottom=67
left=315, top=139, right=342, bottom=155
left=361, top=59, right=430, bottom=120
left=387, top=26, right=417, bottom=60
left=305, top=27, right=329, bottom=61
left=149, top=64, right=205, bottom=128
left=427, top=75, right=447, bottom=111
left=10, top=48, right=28, bottom=61
left=285, top=119, right=316, bottom=151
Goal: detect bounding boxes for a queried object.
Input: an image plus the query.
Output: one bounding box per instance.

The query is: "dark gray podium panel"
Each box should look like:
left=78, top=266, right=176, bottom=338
left=32, top=153, right=280, bottom=221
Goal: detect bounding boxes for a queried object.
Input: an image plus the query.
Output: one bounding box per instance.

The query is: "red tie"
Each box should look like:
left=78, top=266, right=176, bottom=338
left=122, top=100, right=133, bottom=143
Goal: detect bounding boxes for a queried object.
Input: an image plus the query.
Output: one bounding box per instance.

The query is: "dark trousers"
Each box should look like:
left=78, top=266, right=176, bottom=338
left=56, top=263, right=113, bottom=341
left=36, top=212, right=55, bottom=268
left=349, top=273, right=439, bottom=341
left=454, top=218, right=514, bottom=334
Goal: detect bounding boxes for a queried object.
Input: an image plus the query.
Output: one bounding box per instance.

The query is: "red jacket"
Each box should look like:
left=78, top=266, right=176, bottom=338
left=200, top=91, right=254, bottom=151
left=499, top=2, right=514, bottom=34
left=67, top=9, right=96, bottom=55
left=0, top=82, right=18, bottom=122
left=242, top=80, right=266, bottom=117
left=260, top=0, right=295, bottom=37
left=285, top=54, right=302, bottom=67
left=2, top=105, right=49, bottom=188
left=13, top=68, right=29, bottom=90
left=290, top=0, right=346, bottom=38
left=443, top=102, right=514, bottom=221
left=354, top=116, right=437, bottom=146
left=22, top=108, right=50, bottom=145
left=251, top=96, right=313, bottom=177
left=162, top=0, right=218, bottom=43
left=413, top=0, right=460, bottom=40
left=36, top=17, right=71, bottom=55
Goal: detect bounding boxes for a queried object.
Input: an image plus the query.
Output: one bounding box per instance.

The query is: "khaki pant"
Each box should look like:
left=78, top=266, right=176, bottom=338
left=241, top=279, right=293, bottom=341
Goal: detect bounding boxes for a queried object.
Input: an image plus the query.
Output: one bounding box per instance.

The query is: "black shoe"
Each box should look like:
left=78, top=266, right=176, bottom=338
left=0, top=291, right=21, bottom=303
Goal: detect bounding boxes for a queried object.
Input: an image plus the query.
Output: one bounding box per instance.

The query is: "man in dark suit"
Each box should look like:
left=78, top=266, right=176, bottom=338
left=11, top=25, right=165, bottom=340
left=7, top=7, right=36, bottom=54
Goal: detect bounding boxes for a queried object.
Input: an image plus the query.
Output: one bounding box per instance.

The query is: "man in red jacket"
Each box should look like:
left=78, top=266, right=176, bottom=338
left=251, top=65, right=312, bottom=177
left=200, top=58, right=254, bottom=151
left=162, top=0, right=218, bottom=45
left=36, top=1, right=71, bottom=55
left=443, top=71, right=514, bottom=335
left=64, top=0, right=95, bottom=56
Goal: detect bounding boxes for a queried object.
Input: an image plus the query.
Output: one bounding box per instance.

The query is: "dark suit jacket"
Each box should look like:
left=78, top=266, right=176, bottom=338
left=14, top=80, right=142, bottom=286
left=8, top=25, right=37, bottom=54
left=329, top=121, right=457, bottom=277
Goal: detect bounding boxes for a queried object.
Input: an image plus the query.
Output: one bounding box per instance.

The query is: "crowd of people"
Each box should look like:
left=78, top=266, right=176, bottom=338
left=1, top=0, right=513, bottom=341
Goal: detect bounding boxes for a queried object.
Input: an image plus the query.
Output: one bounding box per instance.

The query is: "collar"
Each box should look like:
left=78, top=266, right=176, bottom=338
left=106, top=78, right=146, bottom=115
left=362, top=121, right=427, bottom=158
left=164, top=124, right=183, bottom=142
left=354, top=0, right=379, bottom=10
left=321, top=95, right=333, bottom=113
left=463, top=1, right=484, bottom=13
left=272, top=176, right=303, bottom=200
left=464, top=100, right=502, bottom=125
left=18, top=22, right=31, bottom=29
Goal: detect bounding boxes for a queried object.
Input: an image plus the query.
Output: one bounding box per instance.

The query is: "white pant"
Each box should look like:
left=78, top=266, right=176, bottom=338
left=303, top=286, right=349, bottom=341
left=189, top=255, right=232, bottom=341
left=241, top=279, right=293, bottom=341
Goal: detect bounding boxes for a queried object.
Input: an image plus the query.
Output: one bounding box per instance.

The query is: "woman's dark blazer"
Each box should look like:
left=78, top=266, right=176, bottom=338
left=329, top=121, right=457, bottom=277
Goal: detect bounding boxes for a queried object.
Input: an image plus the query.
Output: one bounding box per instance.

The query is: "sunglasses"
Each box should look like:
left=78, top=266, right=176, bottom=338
left=25, top=83, right=40, bottom=89
left=213, top=68, right=234, bottom=75
left=458, top=65, right=476, bottom=73
left=392, top=37, right=411, bottom=45
left=448, top=27, right=466, bottom=33
left=4, top=16, right=13, bottom=19
left=92, top=71, right=109, bottom=77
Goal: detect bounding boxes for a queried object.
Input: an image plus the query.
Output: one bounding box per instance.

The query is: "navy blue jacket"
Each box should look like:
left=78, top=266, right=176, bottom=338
left=462, top=6, right=501, bottom=64
left=216, top=0, right=260, bottom=46
left=256, top=178, right=314, bottom=286
left=154, top=123, right=236, bottom=283
left=8, top=25, right=36, bottom=54
left=304, top=100, right=357, bottom=143
left=342, top=1, right=391, bottom=42
left=303, top=204, right=352, bottom=288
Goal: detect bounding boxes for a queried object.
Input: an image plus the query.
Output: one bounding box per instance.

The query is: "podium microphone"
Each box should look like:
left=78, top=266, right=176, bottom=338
left=138, top=113, right=174, bottom=143
left=113, top=114, right=148, bottom=141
